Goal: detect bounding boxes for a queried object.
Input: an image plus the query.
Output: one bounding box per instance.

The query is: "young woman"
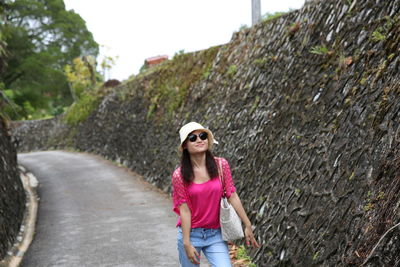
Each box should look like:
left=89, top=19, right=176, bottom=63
left=172, top=122, right=260, bottom=267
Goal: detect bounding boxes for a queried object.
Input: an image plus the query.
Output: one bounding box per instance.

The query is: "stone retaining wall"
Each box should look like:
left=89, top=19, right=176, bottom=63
left=0, top=118, right=25, bottom=260
left=12, top=0, right=400, bottom=265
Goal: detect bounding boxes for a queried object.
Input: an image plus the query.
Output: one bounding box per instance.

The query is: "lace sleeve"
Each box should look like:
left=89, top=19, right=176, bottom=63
left=172, top=167, right=188, bottom=215
left=220, top=157, right=237, bottom=198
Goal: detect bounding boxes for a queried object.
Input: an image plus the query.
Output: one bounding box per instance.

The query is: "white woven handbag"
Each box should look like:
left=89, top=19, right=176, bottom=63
left=219, top=160, right=244, bottom=241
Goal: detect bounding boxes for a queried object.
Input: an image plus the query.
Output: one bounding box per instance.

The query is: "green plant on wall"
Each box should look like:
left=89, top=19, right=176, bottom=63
left=63, top=92, right=100, bottom=125
left=363, top=190, right=375, bottom=212
left=146, top=95, right=159, bottom=119
left=140, top=46, right=220, bottom=120
left=62, top=54, right=108, bottom=125
left=371, top=29, right=386, bottom=42
left=310, top=45, right=330, bottom=55
left=227, top=65, right=238, bottom=77
left=202, top=64, right=213, bottom=80
left=173, top=49, right=185, bottom=60
left=262, top=11, right=287, bottom=23
left=313, top=251, right=320, bottom=261
left=370, top=16, right=397, bottom=42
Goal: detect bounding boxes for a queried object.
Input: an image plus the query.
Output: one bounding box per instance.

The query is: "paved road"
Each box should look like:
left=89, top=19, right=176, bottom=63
left=18, top=150, right=180, bottom=267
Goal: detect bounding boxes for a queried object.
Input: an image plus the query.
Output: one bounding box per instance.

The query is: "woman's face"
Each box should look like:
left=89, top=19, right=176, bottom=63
left=184, top=130, right=209, bottom=154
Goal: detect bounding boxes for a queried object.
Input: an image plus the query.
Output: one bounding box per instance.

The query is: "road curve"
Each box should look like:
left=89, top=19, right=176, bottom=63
left=18, top=150, right=179, bottom=267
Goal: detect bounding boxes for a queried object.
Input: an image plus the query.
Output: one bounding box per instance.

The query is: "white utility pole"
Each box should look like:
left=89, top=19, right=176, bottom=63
left=252, top=0, right=261, bottom=25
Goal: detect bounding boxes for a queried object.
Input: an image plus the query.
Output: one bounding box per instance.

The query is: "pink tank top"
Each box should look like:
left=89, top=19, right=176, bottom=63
left=172, top=157, right=236, bottom=229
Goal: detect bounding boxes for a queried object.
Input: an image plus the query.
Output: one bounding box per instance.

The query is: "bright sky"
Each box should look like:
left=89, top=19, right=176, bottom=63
left=64, top=0, right=305, bottom=81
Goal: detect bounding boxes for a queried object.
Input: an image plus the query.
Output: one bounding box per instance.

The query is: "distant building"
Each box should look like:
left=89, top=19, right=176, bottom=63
left=144, top=55, right=168, bottom=68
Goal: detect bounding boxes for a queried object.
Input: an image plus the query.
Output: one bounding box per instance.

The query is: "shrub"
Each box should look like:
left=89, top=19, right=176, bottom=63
left=63, top=92, right=100, bottom=125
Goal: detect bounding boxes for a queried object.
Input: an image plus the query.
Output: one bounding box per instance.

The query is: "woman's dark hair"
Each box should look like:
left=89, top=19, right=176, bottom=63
left=181, top=148, right=218, bottom=184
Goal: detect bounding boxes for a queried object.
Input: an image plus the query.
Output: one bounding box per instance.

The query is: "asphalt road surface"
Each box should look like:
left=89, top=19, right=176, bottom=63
left=18, top=150, right=180, bottom=267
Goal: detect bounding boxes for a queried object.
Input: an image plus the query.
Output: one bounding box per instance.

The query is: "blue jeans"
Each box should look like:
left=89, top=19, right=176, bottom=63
left=177, top=227, right=231, bottom=267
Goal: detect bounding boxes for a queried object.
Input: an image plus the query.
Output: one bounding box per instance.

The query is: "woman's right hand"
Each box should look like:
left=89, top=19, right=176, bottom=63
left=184, top=242, right=200, bottom=265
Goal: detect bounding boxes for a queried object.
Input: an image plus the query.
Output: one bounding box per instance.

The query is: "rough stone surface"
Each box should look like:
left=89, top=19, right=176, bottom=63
left=12, top=0, right=400, bottom=265
left=0, top=118, right=25, bottom=260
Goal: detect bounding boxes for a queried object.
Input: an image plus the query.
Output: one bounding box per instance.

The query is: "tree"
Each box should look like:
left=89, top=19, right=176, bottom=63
left=100, top=55, right=117, bottom=81
left=1, top=0, right=99, bottom=119
left=64, top=56, right=97, bottom=102
left=0, top=2, right=6, bottom=70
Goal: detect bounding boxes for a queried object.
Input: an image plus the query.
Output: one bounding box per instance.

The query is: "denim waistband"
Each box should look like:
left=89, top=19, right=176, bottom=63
left=190, top=227, right=220, bottom=234
left=177, top=227, right=222, bottom=244
left=177, top=226, right=220, bottom=233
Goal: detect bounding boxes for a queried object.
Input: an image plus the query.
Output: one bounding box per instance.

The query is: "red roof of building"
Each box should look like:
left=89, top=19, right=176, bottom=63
left=145, top=55, right=168, bottom=66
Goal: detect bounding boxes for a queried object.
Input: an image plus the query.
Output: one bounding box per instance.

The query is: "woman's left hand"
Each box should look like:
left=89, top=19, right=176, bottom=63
left=245, top=225, right=260, bottom=248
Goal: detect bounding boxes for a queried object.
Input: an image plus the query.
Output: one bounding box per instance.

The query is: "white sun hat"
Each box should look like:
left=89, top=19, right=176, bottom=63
left=178, top=122, right=218, bottom=152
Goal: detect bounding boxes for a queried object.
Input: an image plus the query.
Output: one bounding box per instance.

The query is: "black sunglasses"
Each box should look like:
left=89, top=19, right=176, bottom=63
left=187, top=132, right=208, bottom=142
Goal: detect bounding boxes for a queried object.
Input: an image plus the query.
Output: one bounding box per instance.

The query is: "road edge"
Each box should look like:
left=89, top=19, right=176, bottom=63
left=0, top=166, right=39, bottom=267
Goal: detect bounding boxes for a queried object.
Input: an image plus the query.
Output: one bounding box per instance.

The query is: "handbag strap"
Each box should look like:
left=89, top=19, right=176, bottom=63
left=218, top=158, right=227, bottom=197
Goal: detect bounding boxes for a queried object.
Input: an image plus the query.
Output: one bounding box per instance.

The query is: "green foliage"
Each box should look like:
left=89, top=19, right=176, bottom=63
left=377, top=191, right=385, bottom=200
left=370, top=16, right=396, bottom=42
left=62, top=54, right=113, bottom=126
left=1, top=81, right=50, bottom=120
left=22, top=100, right=35, bottom=115
left=360, top=77, right=367, bottom=85
left=1, top=0, right=99, bottom=120
left=310, top=45, right=329, bottom=55
left=371, top=30, right=386, bottom=42
left=125, top=46, right=220, bottom=120
left=227, top=65, right=238, bottom=77
left=238, top=24, right=249, bottom=31
left=173, top=49, right=185, bottom=60
left=64, top=57, right=97, bottom=101
left=146, top=95, right=158, bottom=119
left=236, top=245, right=257, bottom=267
left=262, top=11, right=287, bottom=22
left=364, top=202, right=374, bottom=212
left=295, top=188, right=301, bottom=196
left=63, top=91, right=100, bottom=125
left=202, top=68, right=211, bottom=80
left=1, top=86, right=22, bottom=120
left=363, top=190, right=375, bottom=212
left=139, top=63, right=148, bottom=74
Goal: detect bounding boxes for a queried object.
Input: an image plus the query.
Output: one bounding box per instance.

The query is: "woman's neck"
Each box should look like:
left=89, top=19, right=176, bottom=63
left=190, top=152, right=206, bottom=169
